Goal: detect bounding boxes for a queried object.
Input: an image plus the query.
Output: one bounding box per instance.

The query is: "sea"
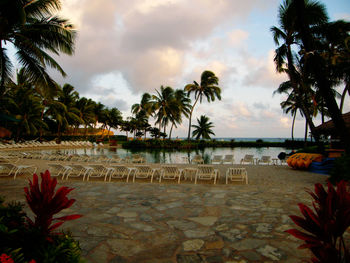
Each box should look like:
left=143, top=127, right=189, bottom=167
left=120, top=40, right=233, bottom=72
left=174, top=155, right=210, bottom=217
left=181, top=137, right=309, bottom=142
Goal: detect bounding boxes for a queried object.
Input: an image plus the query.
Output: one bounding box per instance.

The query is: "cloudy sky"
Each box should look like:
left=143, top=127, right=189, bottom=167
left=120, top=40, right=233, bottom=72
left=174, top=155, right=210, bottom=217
left=50, top=0, right=350, bottom=138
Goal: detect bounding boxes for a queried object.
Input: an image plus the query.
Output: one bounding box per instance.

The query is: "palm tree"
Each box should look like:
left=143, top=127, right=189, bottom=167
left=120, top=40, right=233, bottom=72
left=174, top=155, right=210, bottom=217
left=168, top=89, right=191, bottom=139
left=3, top=74, right=47, bottom=140
left=75, top=97, right=95, bottom=135
left=293, top=0, right=350, bottom=152
left=0, top=0, right=76, bottom=93
left=192, top=115, right=215, bottom=140
left=184, top=70, right=221, bottom=140
left=57, top=84, right=81, bottom=133
left=271, top=0, right=328, bottom=143
left=131, top=93, right=153, bottom=116
left=152, top=86, right=177, bottom=136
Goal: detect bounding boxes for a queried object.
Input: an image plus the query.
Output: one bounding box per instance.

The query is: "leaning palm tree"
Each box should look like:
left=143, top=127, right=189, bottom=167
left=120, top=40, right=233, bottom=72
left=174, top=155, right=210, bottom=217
left=0, top=0, right=76, bottom=93
left=184, top=70, right=221, bottom=140
left=168, top=89, right=192, bottom=139
left=192, top=115, right=215, bottom=140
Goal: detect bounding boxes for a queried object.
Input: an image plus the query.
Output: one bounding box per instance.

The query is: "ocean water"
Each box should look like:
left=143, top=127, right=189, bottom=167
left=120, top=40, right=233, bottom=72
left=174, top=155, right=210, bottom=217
left=212, top=137, right=308, bottom=142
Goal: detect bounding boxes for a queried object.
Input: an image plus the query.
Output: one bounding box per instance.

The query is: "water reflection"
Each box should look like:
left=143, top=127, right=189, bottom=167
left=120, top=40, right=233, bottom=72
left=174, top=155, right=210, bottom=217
left=42, top=146, right=289, bottom=164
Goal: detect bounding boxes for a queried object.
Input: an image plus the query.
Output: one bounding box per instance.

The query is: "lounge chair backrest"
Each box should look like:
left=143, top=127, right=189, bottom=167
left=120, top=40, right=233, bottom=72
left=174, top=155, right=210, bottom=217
left=198, top=165, right=214, bottom=174
left=162, top=166, right=179, bottom=175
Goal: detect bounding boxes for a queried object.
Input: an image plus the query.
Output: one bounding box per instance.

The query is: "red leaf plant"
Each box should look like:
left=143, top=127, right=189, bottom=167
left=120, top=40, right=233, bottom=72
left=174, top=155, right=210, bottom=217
left=286, top=180, right=350, bottom=263
left=24, top=170, right=82, bottom=237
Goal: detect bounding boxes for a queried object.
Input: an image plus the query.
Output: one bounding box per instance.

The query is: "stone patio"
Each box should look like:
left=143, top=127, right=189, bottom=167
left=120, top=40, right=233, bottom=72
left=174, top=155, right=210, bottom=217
left=0, top=165, right=331, bottom=262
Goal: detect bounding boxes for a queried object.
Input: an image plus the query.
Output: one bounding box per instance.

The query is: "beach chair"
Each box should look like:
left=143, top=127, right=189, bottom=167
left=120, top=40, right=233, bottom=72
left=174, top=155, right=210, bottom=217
left=48, top=164, right=72, bottom=180
left=159, top=166, right=182, bottom=184
left=225, top=168, right=248, bottom=184
left=132, top=154, right=145, bottom=163
left=195, top=165, right=219, bottom=184
left=65, top=164, right=94, bottom=181
left=110, top=154, right=122, bottom=163
left=222, top=154, right=234, bottom=164
left=0, top=163, right=37, bottom=179
left=192, top=155, right=204, bottom=164
left=132, top=165, right=155, bottom=183
left=211, top=155, right=223, bottom=164
left=109, top=165, right=131, bottom=182
left=182, top=167, right=198, bottom=182
left=86, top=164, right=114, bottom=181
left=240, top=154, right=254, bottom=165
left=258, top=156, right=271, bottom=165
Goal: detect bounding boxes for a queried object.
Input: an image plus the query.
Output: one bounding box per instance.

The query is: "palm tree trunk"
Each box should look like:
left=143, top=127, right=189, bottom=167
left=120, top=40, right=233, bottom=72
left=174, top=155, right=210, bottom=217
left=187, top=95, right=200, bottom=140
left=304, top=119, right=308, bottom=142
left=291, top=111, right=296, bottom=141
left=340, top=82, right=349, bottom=113
left=286, top=45, right=320, bottom=143
left=169, top=123, right=174, bottom=140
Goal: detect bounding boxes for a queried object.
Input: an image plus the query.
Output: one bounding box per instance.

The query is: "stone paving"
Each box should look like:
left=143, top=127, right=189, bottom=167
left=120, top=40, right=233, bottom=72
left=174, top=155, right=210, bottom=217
left=0, top=164, right=331, bottom=262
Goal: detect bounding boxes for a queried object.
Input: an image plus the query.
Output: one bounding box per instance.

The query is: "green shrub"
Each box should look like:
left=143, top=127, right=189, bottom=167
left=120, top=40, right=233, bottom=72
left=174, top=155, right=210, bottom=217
left=329, top=154, right=350, bottom=183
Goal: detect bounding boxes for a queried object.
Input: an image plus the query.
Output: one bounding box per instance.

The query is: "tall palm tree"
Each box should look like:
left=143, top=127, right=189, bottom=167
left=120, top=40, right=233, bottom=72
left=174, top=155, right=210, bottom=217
left=293, top=0, right=350, bottom=152
left=184, top=70, right=221, bottom=140
left=271, top=0, right=328, bottom=143
left=192, top=115, right=215, bottom=140
left=0, top=0, right=76, bottom=93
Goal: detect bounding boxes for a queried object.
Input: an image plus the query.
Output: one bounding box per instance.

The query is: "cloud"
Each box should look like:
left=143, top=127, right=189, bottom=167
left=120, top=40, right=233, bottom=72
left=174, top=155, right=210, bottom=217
left=228, top=29, right=249, bottom=46
left=242, top=50, right=288, bottom=89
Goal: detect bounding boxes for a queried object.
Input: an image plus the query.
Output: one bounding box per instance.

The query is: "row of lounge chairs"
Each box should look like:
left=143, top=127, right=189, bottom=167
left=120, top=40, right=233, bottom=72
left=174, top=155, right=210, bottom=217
left=20, top=152, right=145, bottom=164
left=0, top=140, right=93, bottom=149
left=47, top=163, right=248, bottom=185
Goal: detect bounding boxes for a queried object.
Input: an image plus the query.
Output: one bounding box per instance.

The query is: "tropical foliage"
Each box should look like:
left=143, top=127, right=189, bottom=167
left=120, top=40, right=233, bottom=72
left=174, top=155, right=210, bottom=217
left=286, top=180, right=350, bottom=262
left=24, top=170, right=82, bottom=237
left=192, top=115, right=215, bottom=140
left=271, top=0, right=350, bottom=152
left=185, top=71, right=221, bottom=140
left=0, top=171, right=83, bottom=262
left=0, top=0, right=76, bottom=93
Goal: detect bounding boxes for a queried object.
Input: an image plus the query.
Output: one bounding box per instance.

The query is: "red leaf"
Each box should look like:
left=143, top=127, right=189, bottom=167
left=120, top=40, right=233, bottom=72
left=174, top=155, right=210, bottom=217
left=285, top=229, right=320, bottom=243
left=298, top=203, right=320, bottom=227
left=48, top=221, right=64, bottom=232
left=55, top=214, right=82, bottom=221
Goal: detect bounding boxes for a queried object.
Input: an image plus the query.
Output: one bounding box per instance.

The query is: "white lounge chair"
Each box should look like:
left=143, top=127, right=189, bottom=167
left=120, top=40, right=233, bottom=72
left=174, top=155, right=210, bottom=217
left=211, top=155, right=223, bottom=164
left=109, top=165, right=131, bottom=182
left=225, top=168, right=248, bottom=184
left=159, top=166, right=182, bottom=184
left=110, top=155, right=122, bottom=163
left=195, top=165, right=219, bottom=184
left=86, top=164, right=114, bottom=181
left=240, top=154, right=254, bottom=165
left=65, top=164, right=93, bottom=181
left=192, top=155, right=204, bottom=164
left=0, top=163, right=37, bottom=179
left=133, top=165, right=155, bottom=183
left=48, top=164, right=72, bottom=180
left=132, top=154, right=145, bottom=163
left=222, top=155, right=234, bottom=164
left=258, top=156, right=271, bottom=165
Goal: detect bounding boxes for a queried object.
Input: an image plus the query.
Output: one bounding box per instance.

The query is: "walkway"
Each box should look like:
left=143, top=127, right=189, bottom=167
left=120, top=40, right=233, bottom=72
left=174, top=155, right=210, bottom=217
left=0, top=165, right=329, bottom=262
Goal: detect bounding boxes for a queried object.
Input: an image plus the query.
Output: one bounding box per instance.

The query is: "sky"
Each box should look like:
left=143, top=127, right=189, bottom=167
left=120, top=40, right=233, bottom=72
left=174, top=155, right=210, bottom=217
left=22, top=0, right=350, bottom=138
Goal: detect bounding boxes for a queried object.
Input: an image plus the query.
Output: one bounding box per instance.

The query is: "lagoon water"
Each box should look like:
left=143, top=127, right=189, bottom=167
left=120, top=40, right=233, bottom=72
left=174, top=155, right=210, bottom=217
left=46, top=146, right=291, bottom=164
